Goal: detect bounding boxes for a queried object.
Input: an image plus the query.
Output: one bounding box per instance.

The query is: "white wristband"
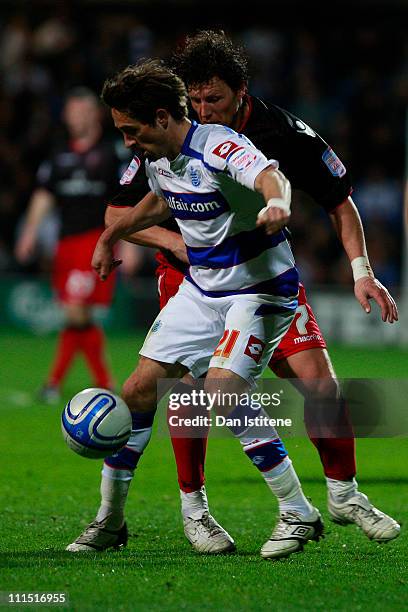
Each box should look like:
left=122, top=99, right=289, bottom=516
left=257, top=197, right=290, bottom=220
left=351, top=256, right=374, bottom=282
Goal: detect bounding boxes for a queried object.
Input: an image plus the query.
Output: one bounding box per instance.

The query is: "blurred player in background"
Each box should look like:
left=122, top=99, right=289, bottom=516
left=94, top=31, right=399, bottom=551
left=15, top=87, right=122, bottom=403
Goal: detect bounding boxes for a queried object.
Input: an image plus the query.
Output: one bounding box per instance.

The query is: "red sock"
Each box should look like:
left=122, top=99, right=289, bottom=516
left=48, top=327, right=81, bottom=387
left=78, top=324, right=113, bottom=389
left=167, top=398, right=208, bottom=492
left=305, top=398, right=356, bottom=480
left=310, top=437, right=356, bottom=480
left=171, top=436, right=208, bottom=493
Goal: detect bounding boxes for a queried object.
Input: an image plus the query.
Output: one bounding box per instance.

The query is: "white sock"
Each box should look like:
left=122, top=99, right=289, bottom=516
left=263, top=458, right=315, bottom=518
left=95, top=464, right=134, bottom=528
left=327, top=477, right=358, bottom=503
left=180, top=486, right=209, bottom=520
left=93, top=418, right=153, bottom=528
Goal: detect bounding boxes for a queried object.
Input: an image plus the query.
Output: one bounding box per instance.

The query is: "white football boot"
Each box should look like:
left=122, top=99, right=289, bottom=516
left=261, top=507, right=324, bottom=559
left=66, top=516, right=128, bottom=552
left=183, top=512, right=236, bottom=554
left=328, top=492, right=400, bottom=542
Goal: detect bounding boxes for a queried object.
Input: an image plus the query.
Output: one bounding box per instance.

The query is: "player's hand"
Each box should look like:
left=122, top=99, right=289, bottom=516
left=92, top=239, right=122, bottom=281
left=256, top=206, right=290, bottom=235
left=169, top=235, right=189, bottom=264
left=354, top=276, right=398, bottom=323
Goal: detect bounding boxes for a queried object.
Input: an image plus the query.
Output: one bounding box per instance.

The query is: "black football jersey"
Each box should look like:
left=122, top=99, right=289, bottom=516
left=241, top=96, right=352, bottom=212
left=37, top=138, right=122, bottom=239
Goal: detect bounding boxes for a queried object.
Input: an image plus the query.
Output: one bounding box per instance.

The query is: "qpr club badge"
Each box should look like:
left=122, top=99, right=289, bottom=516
left=189, top=166, right=201, bottom=187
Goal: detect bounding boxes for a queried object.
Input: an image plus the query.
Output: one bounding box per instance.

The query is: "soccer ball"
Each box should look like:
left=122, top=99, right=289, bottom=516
left=61, top=388, right=132, bottom=459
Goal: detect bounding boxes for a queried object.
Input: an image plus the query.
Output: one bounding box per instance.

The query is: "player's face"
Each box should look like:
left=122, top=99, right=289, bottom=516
left=63, top=98, right=101, bottom=138
left=111, top=109, right=166, bottom=159
left=188, top=77, right=246, bottom=129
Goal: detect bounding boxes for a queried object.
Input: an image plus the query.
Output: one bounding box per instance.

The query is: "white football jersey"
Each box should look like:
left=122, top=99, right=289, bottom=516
left=146, top=122, right=298, bottom=306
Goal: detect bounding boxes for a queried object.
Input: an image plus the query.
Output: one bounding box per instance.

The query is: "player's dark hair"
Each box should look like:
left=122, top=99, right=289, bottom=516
left=172, top=30, right=249, bottom=92
left=101, top=59, right=188, bottom=125
left=65, top=86, right=100, bottom=106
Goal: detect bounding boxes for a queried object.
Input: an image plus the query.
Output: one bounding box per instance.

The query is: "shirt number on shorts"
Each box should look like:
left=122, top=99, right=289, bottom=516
left=214, top=329, right=240, bottom=358
left=295, top=304, right=309, bottom=335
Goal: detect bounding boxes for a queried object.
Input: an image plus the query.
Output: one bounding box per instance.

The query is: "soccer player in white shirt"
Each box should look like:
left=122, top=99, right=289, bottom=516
left=67, top=59, right=324, bottom=558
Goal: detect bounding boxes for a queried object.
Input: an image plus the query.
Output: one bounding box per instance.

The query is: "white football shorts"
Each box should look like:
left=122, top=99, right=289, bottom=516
left=140, top=279, right=295, bottom=385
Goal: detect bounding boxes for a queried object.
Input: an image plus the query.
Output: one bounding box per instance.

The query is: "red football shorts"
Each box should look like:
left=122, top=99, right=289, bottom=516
left=52, top=228, right=115, bottom=306
left=155, top=252, right=186, bottom=310
left=269, top=283, right=326, bottom=366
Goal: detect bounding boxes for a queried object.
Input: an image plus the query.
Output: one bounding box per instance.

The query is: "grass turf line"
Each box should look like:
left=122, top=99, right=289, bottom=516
left=0, top=331, right=407, bottom=611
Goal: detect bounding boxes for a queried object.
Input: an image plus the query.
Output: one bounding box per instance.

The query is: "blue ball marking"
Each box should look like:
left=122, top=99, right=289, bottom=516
left=62, top=392, right=128, bottom=451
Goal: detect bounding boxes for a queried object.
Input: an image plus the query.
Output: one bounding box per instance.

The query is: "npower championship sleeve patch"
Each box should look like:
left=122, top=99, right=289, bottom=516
left=322, top=147, right=346, bottom=178
left=120, top=155, right=141, bottom=185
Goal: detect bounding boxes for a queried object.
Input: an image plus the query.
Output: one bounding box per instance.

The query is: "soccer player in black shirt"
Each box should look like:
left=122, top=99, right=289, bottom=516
left=15, top=88, right=121, bottom=402
left=176, top=30, right=398, bottom=537
left=172, top=30, right=399, bottom=542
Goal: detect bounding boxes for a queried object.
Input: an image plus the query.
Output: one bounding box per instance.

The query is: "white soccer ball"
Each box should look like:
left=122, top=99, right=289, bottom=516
left=61, top=388, right=132, bottom=459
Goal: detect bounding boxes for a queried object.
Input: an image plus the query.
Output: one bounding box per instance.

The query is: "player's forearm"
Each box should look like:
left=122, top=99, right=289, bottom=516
left=255, top=168, right=291, bottom=209
left=255, top=168, right=291, bottom=234
left=126, top=226, right=188, bottom=264
left=15, top=188, right=56, bottom=262
left=103, top=195, right=170, bottom=247
left=22, top=188, right=55, bottom=235
left=330, top=197, right=367, bottom=258
left=330, top=197, right=375, bottom=280
left=106, top=207, right=176, bottom=250
left=125, top=227, right=179, bottom=249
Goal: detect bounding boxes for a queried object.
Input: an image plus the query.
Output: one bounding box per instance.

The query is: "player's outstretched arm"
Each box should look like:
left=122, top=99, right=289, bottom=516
left=105, top=202, right=188, bottom=263
left=14, top=188, right=55, bottom=263
left=330, top=196, right=398, bottom=323
left=93, top=192, right=170, bottom=280
left=255, top=167, right=291, bottom=235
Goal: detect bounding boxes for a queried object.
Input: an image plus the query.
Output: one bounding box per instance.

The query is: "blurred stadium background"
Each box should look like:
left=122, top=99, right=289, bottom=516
left=0, top=0, right=407, bottom=346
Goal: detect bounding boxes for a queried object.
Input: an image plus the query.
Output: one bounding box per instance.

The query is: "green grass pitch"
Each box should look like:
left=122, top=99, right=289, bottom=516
left=0, top=331, right=407, bottom=611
